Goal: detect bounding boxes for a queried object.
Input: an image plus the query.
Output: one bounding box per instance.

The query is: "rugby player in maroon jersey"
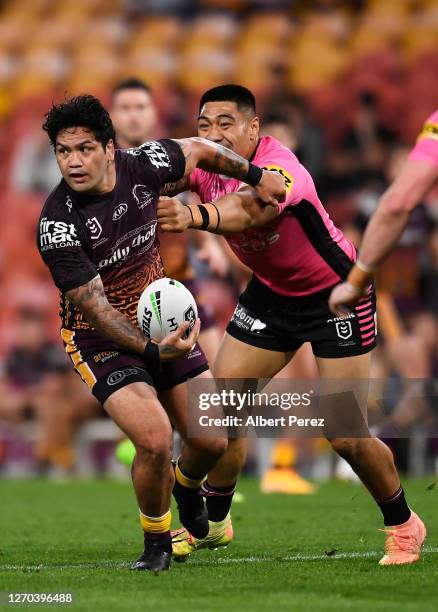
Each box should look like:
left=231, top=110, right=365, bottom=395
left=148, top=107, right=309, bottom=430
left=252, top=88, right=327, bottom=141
left=37, top=94, right=285, bottom=572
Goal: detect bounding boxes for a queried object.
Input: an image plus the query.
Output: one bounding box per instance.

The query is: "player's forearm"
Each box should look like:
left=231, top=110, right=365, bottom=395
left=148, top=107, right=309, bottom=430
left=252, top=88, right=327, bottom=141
left=177, top=138, right=260, bottom=185
left=65, top=276, right=147, bottom=355
left=346, top=194, right=411, bottom=292
left=357, top=204, right=410, bottom=270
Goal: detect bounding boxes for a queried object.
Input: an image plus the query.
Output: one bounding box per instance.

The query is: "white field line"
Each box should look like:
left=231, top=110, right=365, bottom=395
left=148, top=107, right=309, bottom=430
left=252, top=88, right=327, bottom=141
left=0, top=547, right=437, bottom=571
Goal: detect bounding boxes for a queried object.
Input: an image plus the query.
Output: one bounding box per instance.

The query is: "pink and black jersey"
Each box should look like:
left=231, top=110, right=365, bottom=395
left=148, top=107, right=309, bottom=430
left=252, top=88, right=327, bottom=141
left=408, top=109, right=438, bottom=168
left=188, top=136, right=356, bottom=297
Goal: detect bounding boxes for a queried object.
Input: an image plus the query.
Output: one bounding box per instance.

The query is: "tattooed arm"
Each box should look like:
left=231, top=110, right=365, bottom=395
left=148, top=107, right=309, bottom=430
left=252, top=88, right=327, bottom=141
left=65, top=275, right=200, bottom=361
left=160, top=176, right=190, bottom=197
left=173, top=137, right=286, bottom=204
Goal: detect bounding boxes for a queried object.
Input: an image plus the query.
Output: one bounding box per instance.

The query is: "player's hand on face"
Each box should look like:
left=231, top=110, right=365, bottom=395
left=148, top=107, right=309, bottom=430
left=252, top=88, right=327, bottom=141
left=256, top=170, right=286, bottom=206
left=328, top=282, right=362, bottom=317
left=158, top=196, right=192, bottom=232
left=156, top=318, right=201, bottom=361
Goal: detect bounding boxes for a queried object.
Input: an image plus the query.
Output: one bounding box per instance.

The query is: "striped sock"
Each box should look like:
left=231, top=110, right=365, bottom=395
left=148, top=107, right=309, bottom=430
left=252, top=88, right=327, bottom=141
left=175, top=458, right=205, bottom=490
left=202, top=481, right=236, bottom=522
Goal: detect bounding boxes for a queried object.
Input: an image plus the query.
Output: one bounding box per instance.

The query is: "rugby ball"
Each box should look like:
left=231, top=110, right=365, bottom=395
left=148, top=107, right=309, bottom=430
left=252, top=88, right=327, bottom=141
left=137, top=277, right=198, bottom=341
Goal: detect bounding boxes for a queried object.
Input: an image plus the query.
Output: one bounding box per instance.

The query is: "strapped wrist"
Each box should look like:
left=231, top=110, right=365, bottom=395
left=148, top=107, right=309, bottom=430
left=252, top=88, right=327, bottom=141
left=187, top=203, right=220, bottom=231
left=347, top=264, right=373, bottom=293
left=143, top=341, right=160, bottom=368
left=246, top=163, right=263, bottom=187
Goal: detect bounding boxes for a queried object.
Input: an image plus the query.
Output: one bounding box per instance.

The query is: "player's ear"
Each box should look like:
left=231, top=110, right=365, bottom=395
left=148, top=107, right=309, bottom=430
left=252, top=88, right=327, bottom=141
left=106, top=139, right=115, bottom=161
left=249, top=116, right=260, bottom=141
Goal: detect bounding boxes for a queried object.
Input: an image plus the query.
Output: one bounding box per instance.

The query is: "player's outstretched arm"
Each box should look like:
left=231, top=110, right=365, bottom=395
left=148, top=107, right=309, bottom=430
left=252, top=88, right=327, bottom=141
left=65, top=275, right=199, bottom=363
left=173, top=137, right=286, bottom=205
left=328, top=159, right=438, bottom=315
left=158, top=189, right=279, bottom=235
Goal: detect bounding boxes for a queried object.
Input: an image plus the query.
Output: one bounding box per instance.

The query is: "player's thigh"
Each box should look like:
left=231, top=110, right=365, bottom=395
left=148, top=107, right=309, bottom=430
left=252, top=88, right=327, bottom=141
left=159, top=370, right=226, bottom=451
left=199, top=326, right=222, bottom=364
left=315, top=353, right=372, bottom=436
left=104, top=382, right=172, bottom=450
left=213, top=332, right=294, bottom=378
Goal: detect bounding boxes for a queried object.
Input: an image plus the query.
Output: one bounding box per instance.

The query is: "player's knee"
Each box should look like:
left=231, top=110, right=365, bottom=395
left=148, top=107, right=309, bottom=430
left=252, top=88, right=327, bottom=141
left=134, top=430, right=173, bottom=469
left=329, top=437, right=356, bottom=459
left=188, top=436, right=227, bottom=461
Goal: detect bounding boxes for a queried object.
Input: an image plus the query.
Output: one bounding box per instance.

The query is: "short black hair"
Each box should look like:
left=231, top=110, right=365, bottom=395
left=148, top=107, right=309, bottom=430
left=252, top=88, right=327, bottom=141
left=42, top=94, right=115, bottom=149
left=199, top=84, right=256, bottom=115
left=263, top=111, right=291, bottom=127
left=112, top=78, right=151, bottom=99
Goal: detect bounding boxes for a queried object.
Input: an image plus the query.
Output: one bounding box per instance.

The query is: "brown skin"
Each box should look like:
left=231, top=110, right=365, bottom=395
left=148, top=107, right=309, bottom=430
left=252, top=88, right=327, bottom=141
left=111, top=88, right=157, bottom=148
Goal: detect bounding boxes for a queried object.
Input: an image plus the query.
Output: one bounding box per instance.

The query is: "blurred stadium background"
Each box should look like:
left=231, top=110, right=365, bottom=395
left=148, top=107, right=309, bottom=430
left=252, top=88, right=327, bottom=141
left=0, top=0, right=437, bottom=483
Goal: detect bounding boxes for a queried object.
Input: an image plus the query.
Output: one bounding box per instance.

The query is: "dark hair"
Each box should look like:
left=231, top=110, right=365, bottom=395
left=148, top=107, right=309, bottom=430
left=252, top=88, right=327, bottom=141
left=263, top=111, right=291, bottom=127
left=112, top=78, right=151, bottom=99
left=42, top=94, right=116, bottom=148
left=199, top=84, right=256, bottom=115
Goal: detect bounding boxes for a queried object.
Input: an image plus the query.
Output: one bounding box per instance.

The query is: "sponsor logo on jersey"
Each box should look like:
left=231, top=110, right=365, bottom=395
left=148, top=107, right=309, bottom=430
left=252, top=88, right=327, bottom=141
left=107, top=368, right=139, bottom=386
left=229, top=229, right=279, bottom=254
left=98, top=247, right=130, bottom=269
left=86, top=217, right=103, bottom=240
left=39, top=217, right=81, bottom=252
left=65, top=196, right=73, bottom=213
left=262, top=165, right=294, bottom=192
left=133, top=184, right=154, bottom=210
left=326, top=313, right=355, bottom=324
left=231, top=305, right=266, bottom=333
left=113, top=203, right=128, bottom=221
left=93, top=351, right=119, bottom=364
left=138, top=141, right=171, bottom=169
left=97, top=222, right=157, bottom=269
left=418, top=121, right=438, bottom=142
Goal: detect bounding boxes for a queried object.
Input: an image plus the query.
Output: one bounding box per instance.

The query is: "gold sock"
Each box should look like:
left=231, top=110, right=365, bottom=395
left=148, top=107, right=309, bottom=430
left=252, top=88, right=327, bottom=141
left=139, top=510, right=171, bottom=533
left=175, top=458, right=205, bottom=489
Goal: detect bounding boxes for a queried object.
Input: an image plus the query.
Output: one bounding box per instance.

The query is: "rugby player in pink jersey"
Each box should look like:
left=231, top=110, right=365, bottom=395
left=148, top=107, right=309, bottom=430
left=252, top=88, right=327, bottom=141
left=158, top=85, right=426, bottom=566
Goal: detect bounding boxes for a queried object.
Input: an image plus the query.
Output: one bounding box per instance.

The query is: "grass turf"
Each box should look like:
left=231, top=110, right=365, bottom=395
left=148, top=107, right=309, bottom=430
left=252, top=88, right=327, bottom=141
left=0, top=477, right=436, bottom=611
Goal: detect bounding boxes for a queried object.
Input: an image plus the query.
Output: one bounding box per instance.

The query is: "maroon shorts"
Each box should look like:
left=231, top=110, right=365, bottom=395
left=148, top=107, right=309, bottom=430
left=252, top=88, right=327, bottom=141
left=61, top=328, right=208, bottom=405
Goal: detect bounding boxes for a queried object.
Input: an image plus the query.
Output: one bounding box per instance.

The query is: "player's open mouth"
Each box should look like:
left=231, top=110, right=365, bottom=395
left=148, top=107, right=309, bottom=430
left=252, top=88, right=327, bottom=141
left=69, top=173, right=88, bottom=183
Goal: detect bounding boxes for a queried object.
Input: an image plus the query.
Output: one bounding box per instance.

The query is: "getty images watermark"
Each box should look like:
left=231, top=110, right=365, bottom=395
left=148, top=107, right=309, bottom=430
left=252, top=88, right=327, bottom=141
left=198, top=388, right=324, bottom=430
left=186, top=378, right=438, bottom=439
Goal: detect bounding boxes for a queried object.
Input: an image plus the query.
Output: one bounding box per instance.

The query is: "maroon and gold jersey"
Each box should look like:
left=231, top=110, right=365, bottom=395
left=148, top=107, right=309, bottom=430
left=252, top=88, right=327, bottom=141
left=37, top=140, right=185, bottom=334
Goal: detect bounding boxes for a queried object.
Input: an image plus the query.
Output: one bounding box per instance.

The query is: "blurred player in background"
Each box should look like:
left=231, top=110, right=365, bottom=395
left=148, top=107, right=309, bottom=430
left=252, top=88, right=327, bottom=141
left=159, top=85, right=426, bottom=566
left=329, top=109, right=438, bottom=313
left=37, top=94, right=284, bottom=572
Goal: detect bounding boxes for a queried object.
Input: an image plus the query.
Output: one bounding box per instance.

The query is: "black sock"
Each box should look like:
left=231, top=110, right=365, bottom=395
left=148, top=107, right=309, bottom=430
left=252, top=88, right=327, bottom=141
left=202, top=481, right=236, bottom=522
left=144, top=530, right=171, bottom=552
left=377, top=487, right=411, bottom=526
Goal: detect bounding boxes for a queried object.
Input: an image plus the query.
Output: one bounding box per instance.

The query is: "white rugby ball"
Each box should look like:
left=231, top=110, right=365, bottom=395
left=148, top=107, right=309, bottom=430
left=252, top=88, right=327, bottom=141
left=137, top=277, right=198, bottom=341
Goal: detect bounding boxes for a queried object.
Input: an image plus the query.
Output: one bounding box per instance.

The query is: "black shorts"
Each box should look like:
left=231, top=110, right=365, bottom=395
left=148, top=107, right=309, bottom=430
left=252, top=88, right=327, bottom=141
left=61, top=329, right=209, bottom=405
left=226, top=275, right=377, bottom=359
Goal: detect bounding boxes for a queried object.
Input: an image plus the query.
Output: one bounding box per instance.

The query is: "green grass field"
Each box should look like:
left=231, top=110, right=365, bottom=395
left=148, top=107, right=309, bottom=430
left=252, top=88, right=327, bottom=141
left=0, top=477, right=436, bottom=611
